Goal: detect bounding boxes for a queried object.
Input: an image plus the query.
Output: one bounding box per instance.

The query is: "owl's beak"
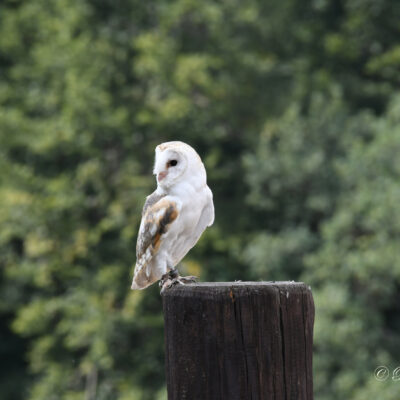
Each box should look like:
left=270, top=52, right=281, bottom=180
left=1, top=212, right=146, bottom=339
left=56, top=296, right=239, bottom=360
left=157, top=171, right=167, bottom=182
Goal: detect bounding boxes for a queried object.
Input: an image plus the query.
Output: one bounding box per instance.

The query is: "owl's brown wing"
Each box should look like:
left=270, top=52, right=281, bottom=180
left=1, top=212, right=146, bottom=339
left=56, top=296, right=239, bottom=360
left=132, top=193, right=179, bottom=288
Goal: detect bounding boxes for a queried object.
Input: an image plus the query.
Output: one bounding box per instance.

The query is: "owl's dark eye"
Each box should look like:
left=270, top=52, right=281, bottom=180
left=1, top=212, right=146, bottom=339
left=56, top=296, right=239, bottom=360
left=169, top=160, right=178, bottom=167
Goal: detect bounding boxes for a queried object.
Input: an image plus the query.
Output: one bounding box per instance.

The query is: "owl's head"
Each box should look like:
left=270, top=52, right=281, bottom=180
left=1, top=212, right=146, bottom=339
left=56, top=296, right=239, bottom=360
left=153, top=141, right=206, bottom=190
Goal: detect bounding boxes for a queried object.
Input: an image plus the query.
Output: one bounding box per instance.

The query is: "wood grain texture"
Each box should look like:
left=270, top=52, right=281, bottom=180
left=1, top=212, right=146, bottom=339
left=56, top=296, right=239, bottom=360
left=162, top=282, right=314, bottom=400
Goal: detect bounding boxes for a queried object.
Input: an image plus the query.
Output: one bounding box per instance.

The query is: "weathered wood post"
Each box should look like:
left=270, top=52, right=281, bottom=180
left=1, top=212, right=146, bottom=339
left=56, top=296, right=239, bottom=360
left=162, top=282, right=314, bottom=400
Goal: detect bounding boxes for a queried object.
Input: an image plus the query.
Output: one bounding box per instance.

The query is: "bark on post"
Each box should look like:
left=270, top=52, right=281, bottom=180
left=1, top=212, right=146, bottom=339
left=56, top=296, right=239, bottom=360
left=162, top=282, right=314, bottom=400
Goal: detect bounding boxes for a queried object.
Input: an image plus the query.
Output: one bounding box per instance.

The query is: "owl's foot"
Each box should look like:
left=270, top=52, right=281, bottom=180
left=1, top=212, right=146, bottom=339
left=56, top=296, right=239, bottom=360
left=159, top=268, right=197, bottom=294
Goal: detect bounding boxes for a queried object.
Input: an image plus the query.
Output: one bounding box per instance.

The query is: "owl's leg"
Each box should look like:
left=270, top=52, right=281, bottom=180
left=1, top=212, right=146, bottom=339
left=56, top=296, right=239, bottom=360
left=159, top=263, right=171, bottom=292
left=159, top=267, right=197, bottom=293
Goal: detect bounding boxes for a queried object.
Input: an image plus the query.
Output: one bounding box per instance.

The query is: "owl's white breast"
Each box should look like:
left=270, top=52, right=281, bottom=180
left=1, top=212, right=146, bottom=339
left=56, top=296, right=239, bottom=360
left=159, top=180, right=212, bottom=267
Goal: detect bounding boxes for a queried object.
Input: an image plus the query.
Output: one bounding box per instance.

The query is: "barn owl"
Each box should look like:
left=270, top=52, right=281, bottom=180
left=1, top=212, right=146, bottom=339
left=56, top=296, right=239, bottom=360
left=131, top=141, right=214, bottom=292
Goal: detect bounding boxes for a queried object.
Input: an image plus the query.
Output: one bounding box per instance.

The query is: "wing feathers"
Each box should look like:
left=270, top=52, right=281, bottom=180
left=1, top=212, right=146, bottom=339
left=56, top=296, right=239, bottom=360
left=134, top=197, right=179, bottom=280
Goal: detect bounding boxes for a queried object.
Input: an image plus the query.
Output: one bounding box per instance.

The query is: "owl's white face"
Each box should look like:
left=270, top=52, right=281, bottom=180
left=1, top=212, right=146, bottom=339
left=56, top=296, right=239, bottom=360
left=154, top=148, right=188, bottom=187
left=153, top=141, right=206, bottom=190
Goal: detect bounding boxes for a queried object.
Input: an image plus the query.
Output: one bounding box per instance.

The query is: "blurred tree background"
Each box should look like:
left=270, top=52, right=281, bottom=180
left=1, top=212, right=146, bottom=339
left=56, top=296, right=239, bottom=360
left=0, top=0, right=400, bottom=398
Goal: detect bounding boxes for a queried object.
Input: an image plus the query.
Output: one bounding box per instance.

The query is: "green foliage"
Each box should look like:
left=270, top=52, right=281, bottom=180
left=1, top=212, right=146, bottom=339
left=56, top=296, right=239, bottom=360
left=0, top=0, right=400, bottom=399
left=306, top=97, right=400, bottom=399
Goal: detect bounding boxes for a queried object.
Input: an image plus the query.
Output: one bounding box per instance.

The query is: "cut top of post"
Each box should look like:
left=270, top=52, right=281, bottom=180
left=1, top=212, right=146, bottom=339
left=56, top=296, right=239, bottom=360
left=161, top=281, right=311, bottom=299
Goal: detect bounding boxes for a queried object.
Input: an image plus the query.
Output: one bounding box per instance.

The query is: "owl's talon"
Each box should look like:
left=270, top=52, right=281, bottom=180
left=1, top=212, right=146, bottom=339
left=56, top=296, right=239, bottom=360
left=159, top=272, right=171, bottom=289
left=178, top=275, right=197, bottom=284
left=159, top=273, right=197, bottom=293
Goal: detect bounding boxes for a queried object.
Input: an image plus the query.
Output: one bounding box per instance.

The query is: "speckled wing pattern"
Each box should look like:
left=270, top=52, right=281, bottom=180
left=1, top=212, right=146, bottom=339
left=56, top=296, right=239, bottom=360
left=134, top=191, right=179, bottom=277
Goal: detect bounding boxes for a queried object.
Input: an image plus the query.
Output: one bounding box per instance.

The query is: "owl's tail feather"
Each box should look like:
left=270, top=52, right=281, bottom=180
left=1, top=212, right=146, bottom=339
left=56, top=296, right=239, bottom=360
left=130, top=280, right=143, bottom=290
left=131, top=264, right=155, bottom=290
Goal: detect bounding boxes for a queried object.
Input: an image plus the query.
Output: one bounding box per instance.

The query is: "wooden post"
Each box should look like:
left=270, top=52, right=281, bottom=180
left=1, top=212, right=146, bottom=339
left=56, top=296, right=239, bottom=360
left=162, top=282, right=314, bottom=400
